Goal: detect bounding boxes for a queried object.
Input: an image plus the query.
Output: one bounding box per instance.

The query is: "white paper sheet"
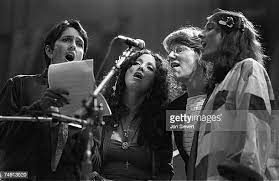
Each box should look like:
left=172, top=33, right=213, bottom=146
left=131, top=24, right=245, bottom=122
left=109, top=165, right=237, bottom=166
left=48, top=59, right=111, bottom=118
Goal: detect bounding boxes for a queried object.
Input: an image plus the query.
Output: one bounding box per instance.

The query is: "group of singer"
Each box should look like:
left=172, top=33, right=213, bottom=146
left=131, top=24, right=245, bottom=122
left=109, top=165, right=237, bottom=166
left=0, top=9, right=278, bottom=181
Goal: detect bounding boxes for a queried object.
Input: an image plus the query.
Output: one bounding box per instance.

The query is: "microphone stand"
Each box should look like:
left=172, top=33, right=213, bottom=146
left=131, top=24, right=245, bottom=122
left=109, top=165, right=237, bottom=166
left=77, top=47, right=135, bottom=180
left=0, top=113, right=88, bottom=126
left=0, top=47, right=135, bottom=180
left=0, top=115, right=52, bottom=122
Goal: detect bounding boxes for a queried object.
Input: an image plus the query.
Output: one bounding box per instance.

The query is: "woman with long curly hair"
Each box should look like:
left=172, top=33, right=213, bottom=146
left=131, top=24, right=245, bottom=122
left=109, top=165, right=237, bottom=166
left=92, top=49, right=173, bottom=180
left=190, top=9, right=275, bottom=180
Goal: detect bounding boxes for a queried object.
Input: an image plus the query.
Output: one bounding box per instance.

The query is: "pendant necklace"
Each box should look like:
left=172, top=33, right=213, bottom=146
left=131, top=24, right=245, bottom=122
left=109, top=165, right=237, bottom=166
left=122, top=124, right=129, bottom=150
left=121, top=120, right=131, bottom=150
left=120, top=116, right=139, bottom=150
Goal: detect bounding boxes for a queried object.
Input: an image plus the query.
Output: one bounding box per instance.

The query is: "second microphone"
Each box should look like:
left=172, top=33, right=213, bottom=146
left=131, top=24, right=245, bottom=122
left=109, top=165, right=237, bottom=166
left=117, top=35, right=145, bottom=49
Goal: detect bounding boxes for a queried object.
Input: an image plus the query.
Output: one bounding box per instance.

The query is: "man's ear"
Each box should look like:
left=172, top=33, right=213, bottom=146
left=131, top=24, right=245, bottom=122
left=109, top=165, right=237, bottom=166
left=45, top=45, right=53, bottom=59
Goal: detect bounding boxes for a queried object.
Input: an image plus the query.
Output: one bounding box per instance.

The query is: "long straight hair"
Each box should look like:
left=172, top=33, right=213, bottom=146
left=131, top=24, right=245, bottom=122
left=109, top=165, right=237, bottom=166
left=206, top=9, right=266, bottom=94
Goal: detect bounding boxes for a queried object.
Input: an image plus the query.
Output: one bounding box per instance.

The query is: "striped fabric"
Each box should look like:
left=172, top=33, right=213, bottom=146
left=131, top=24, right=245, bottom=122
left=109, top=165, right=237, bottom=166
left=192, top=58, right=275, bottom=180
left=183, top=94, right=207, bottom=155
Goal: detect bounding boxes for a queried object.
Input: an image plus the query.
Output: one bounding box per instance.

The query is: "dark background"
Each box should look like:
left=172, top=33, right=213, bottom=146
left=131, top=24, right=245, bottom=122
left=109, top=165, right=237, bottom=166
left=1, top=0, right=278, bottom=89
left=0, top=0, right=278, bottom=179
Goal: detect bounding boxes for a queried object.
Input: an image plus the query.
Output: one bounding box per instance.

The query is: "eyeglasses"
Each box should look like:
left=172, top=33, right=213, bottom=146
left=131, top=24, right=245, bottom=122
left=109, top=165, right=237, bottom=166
left=170, top=45, right=192, bottom=55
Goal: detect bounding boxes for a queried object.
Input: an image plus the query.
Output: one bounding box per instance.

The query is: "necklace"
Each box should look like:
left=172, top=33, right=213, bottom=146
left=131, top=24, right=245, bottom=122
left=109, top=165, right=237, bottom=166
left=120, top=115, right=139, bottom=150
left=119, top=115, right=140, bottom=170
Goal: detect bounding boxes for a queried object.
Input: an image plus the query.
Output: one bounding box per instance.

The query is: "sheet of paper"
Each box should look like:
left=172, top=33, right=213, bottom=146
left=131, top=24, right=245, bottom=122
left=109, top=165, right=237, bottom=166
left=48, top=59, right=111, bottom=118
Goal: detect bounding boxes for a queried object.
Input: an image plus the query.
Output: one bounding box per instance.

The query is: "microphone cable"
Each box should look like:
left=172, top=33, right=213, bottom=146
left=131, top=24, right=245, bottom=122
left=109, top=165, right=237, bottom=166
left=96, top=36, right=118, bottom=81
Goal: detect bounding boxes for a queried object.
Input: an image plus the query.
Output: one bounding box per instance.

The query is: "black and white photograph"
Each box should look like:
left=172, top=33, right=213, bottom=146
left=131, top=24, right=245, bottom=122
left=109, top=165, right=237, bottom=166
left=0, top=0, right=278, bottom=180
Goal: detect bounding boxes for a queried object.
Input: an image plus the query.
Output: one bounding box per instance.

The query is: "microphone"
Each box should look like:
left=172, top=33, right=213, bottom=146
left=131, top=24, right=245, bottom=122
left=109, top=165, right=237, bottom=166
left=117, top=35, right=145, bottom=49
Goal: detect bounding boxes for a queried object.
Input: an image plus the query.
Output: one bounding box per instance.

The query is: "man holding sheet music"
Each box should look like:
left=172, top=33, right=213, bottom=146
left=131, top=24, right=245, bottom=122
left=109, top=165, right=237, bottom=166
left=0, top=19, right=109, bottom=180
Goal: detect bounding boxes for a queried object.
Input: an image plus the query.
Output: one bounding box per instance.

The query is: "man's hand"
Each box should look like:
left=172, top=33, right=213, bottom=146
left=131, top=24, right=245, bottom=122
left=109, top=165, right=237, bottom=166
left=29, top=88, right=70, bottom=112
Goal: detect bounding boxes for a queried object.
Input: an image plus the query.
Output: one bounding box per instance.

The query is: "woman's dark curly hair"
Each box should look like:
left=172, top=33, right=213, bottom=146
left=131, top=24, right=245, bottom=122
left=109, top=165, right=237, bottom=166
left=106, top=49, right=169, bottom=147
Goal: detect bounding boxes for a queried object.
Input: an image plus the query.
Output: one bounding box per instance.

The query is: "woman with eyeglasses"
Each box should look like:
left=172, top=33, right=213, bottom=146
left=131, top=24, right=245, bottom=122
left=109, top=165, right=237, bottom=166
left=163, top=26, right=210, bottom=178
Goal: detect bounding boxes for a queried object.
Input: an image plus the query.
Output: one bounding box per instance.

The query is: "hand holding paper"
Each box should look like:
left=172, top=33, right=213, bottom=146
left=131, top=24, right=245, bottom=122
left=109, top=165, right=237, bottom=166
left=48, top=59, right=111, bottom=118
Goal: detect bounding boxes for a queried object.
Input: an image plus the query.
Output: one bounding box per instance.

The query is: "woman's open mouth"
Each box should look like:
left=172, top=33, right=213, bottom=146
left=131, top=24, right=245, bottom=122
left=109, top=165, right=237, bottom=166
left=171, top=62, right=180, bottom=68
left=133, top=71, right=143, bottom=79
left=65, top=52, right=75, bottom=61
